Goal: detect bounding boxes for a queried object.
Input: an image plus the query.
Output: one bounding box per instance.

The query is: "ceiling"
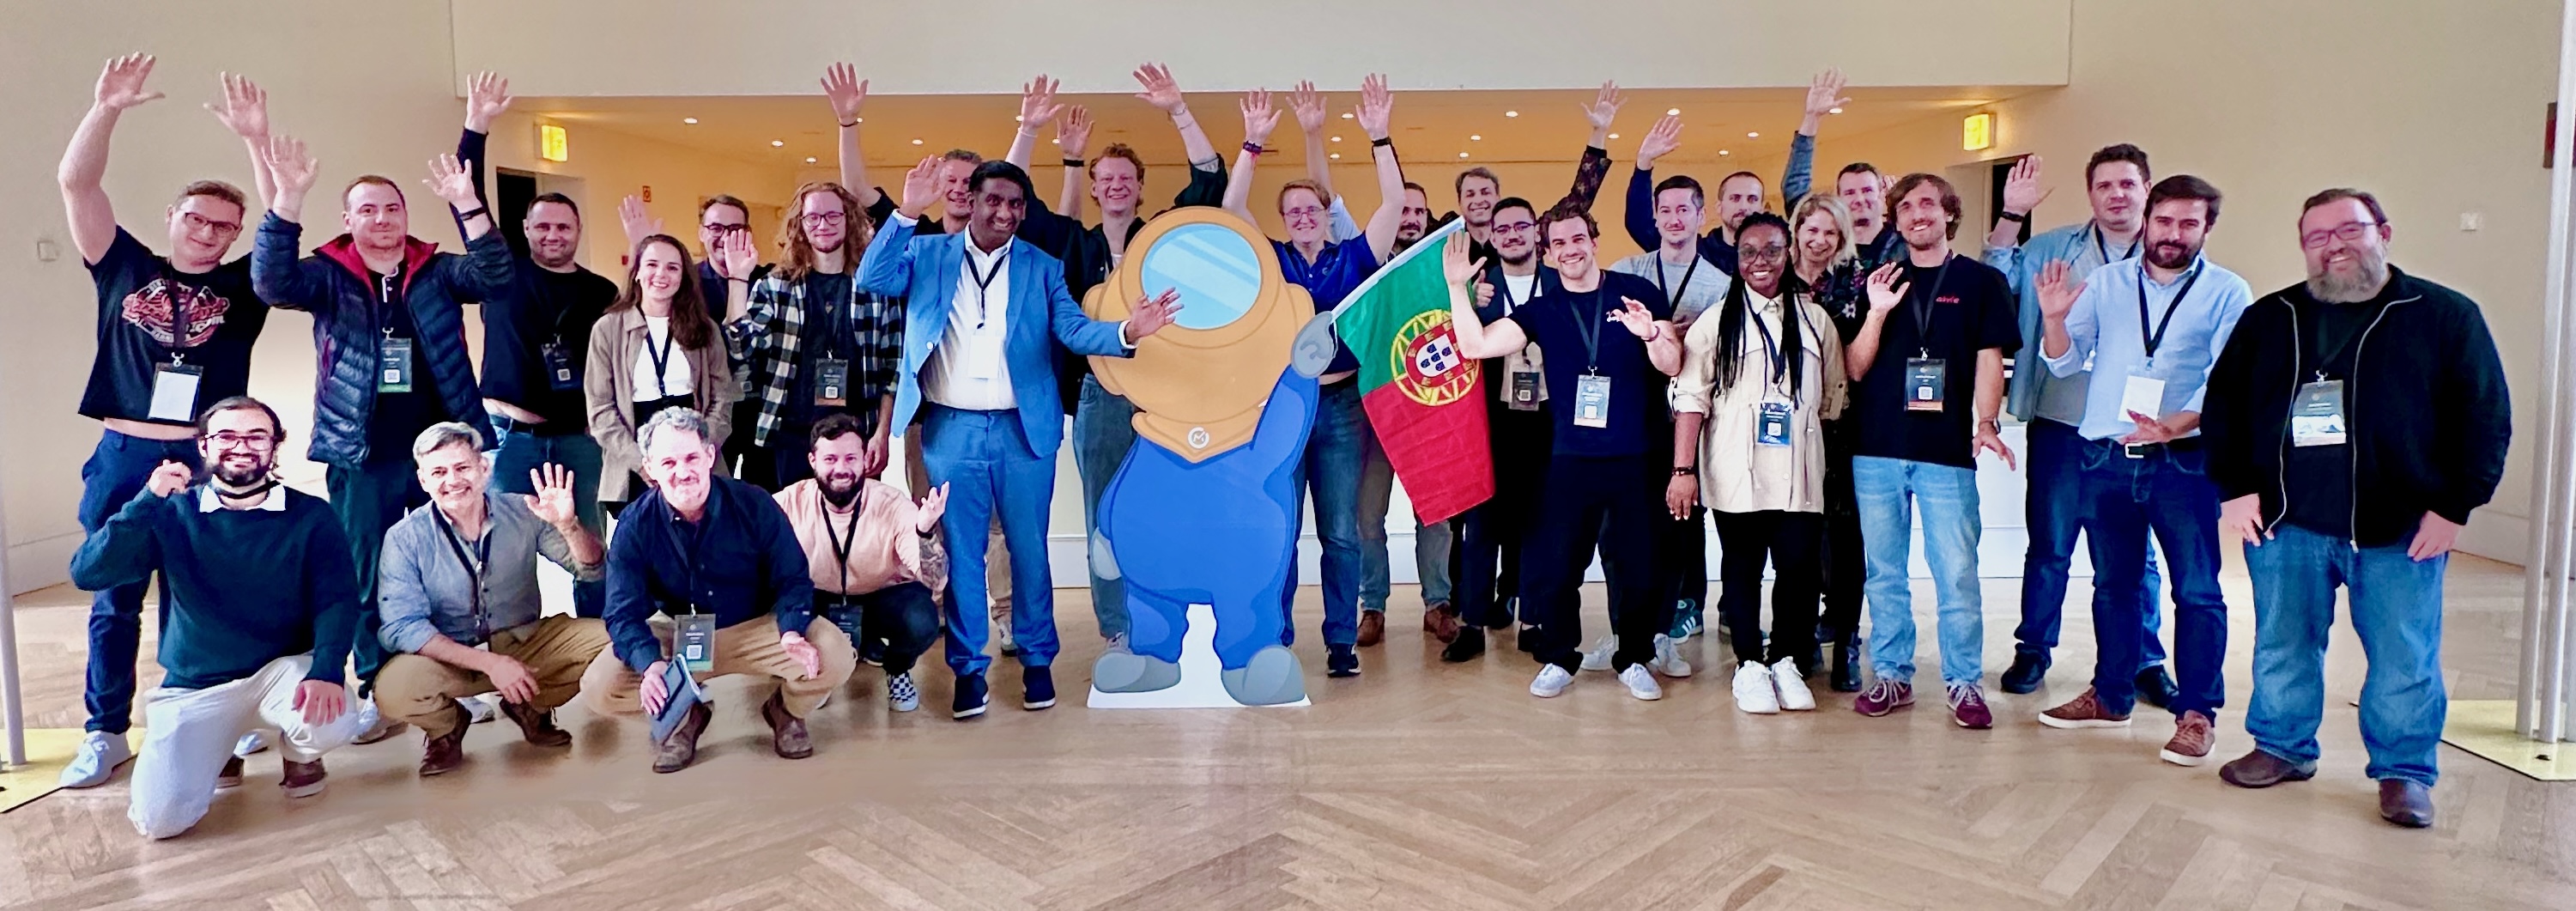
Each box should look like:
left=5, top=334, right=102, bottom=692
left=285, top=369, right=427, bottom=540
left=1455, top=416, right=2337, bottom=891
left=524, top=84, right=2041, bottom=173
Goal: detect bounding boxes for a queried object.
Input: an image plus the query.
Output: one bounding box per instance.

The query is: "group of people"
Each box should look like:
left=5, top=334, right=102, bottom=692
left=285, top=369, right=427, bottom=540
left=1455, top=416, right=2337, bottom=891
left=52, top=54, right=2508, bottom=838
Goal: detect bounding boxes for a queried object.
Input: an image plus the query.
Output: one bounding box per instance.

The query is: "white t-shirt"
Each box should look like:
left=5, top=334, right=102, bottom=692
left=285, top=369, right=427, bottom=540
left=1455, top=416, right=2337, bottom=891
left=631, top=315, right=694, bottom=403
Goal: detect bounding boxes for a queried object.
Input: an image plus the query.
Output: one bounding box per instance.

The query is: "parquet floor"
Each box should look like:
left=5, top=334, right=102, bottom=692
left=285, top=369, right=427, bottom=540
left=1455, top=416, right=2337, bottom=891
left=2, top=556, right=2570, bottom=910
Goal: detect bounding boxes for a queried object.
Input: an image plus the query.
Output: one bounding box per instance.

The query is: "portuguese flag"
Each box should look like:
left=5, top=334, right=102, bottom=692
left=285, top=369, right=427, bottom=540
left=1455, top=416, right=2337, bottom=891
left=1335, top=218, right=1492, bottom=524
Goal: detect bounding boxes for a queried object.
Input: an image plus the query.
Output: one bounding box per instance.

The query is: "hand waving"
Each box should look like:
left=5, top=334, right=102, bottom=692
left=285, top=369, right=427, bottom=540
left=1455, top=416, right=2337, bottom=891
left=1803, top=68, right=1852, bottom=123
left=1864, top=261, right=1909, bottom=314
left=1018, top=74, right=1065, bottom=131
left=1240, top=89, right=1280, bottom=147
left=524, top=463, right=580, bottom=527
left=2001, top=155, right=2051, bottom=216
left=94, top=53, right=165, bottom=112
left=915, top=483, right=950, bottom=535
left=899, top=155, right=943, bottom=215
left=1610, top=297, right=1663, bottom=340
left=1355, top=74, right=1394, bottom=141
left=619, top=194, right=664, bottom=249
left=1289, top=80, right=1328, bottom=134
left=1442, top=230, right=1486, bottom=286
left=821, top=62, right=869, bottom=124
left=1059, top=106, right=1094, bottom=159
left=423, top=153, right=481, bottom=210
left=1579, top=81, right=1626, bottom=134
left=1637, top=115, right=1683, bottom=168
left=1131, top=63, right=1186, bottom=115
left=464, top=70, right=513, bottom=133
left=204, top=72, right=269, bottom=139
left=264, top=135, right=319, bottom=195
left=2035, top=259, right=2083, bottom=323
left=1127, top=288, right=1185, bottom=339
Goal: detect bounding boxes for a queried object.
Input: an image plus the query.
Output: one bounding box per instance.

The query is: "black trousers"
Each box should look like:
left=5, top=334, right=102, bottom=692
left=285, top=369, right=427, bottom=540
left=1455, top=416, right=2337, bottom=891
left=1521, top=453, right=1663, bottom=673
left=816, top=581, right=943, bottom=677
left=1711, top=509, right=1826, bottom=667
left=1459, top=407, right=1550, bottom=627
left=1819, top=419, right=1864, bottom=647
left=729, top=398, right=778, bottom=490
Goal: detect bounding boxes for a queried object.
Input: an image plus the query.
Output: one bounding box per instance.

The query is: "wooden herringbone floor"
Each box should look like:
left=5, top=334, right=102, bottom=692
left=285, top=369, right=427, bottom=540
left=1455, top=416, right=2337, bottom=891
left=2, top=556, right=2571, bottom=910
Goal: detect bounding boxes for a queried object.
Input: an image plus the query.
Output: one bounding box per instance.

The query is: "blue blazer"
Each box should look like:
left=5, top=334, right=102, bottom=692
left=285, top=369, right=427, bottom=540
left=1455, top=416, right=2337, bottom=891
left=857, top=217, right=1132, bottom=457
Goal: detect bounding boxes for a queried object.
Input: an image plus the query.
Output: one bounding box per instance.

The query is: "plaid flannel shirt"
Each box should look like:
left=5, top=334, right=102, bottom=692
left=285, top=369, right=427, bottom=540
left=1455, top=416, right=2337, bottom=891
left=731, top=271, right=903, bottom=446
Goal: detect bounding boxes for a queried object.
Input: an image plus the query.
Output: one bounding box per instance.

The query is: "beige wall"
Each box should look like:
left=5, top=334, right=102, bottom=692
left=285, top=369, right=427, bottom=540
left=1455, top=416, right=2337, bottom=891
left=452, top=0, right=2071, bottom=97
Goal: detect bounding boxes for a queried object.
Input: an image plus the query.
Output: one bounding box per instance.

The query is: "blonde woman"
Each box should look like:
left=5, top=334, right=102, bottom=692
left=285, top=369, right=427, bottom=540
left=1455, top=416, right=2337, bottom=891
left=1667, top=211, right=1848, bottom=714
left=1789, top=191, right=1874, bottom=694
left=587, top=234, right=737, bottom=514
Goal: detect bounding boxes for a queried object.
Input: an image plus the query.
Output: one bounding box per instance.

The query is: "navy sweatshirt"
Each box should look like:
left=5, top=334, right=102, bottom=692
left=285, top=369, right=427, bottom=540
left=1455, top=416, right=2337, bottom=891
left=604, top=476, right=815, bottom=673
left=70, top=485, right=359, bottom=689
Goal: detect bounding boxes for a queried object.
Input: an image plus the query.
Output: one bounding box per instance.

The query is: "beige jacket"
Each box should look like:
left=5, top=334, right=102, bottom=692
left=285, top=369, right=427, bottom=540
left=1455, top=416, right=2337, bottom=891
left=1671, top=290, right=1848, bottom=513
left=584, top=307, right=737, bottom=502
left=773, top=478, right=949, bottom=598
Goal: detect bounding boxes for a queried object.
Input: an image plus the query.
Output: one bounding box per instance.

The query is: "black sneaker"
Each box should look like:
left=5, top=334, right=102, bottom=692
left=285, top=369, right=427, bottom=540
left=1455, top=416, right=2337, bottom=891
left=2135, top=665, right=2179, bottom=710
left=1326, top=645, right=1360, bottom=678
left=859, top=636, right=887, bottom=668
left=953, top=672, right=991, bottom=720
left=1440, top=629, right=1487, bottom=663
left=1023, top=665, right=1057, bottom=710
left=2002, top=652, right=2050, bottom=694
left=1829, top=638, right=1863, bottom=692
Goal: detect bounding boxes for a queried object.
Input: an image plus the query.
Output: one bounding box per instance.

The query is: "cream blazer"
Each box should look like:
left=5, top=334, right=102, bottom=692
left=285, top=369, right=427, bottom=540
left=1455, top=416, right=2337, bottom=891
left=1671, top=291, right=1848, bottom=513
left=584, top=307, right=738, bottom=502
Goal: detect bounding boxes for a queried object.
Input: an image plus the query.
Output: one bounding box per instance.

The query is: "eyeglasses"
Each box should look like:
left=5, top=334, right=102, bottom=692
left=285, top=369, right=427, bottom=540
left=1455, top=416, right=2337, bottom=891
left=204, top=431, right=276, bottom=450
left=702, top=222, right=749, bottom=233
left=2300, top=220, right=2379, bottom=250
left=1492, top=220, right=1537, bottom=234
left=1281, top=206, right=1327, bottom=220
left=800, top=211, right=846, bottom=228
left=182, top=212, right=243, bottom=236
left=1737, top=244, right=1789, bottom=261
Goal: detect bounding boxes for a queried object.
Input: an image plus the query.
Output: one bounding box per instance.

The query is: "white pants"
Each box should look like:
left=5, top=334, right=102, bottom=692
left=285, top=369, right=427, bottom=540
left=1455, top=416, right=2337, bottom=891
left=128, top=654, right=365, bottom=840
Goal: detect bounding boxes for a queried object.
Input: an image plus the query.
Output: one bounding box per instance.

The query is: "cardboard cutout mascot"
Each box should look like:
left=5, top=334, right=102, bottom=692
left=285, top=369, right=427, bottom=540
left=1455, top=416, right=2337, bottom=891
left=1082, top=209, right=1335, bottom=707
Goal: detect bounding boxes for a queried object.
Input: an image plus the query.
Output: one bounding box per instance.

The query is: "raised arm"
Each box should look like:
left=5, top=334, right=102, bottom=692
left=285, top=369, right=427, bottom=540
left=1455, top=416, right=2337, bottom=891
left=1056, top=106, right=1092, bottom=219
left=1134, top=63, right=1219, bottom=169
left=1290, top=81, right=1336, bottom=200
left=1985, top=155, right=2051, bottom=253
left=452, top=70, right=512, bottom=238
left=2034, top=259, right=2088, bottom=367
left=1442, top=232, right=1525, bottom=358
left=1622, top=112, right=1682, bottom=252
left=860, top=157, right=942, bottom=297
left=60, top=54, right=165, bottom=264
left=1355, top=74, right=1403, bottom=262
left=1004, top=74, right=1064, bottom=171
left=1579, top=81, right=1624, bottom=155
left=205, top=72, right=277, bottom=210
left=821, top=63, right=886, bottom=212
left=1785, top=69, right=1847, bottom=206
left=1222, top=89, right=1280, bottom=223
left=1844, top=262, right=1906, bottom=380
left=252, top=136, right=326, bottom=309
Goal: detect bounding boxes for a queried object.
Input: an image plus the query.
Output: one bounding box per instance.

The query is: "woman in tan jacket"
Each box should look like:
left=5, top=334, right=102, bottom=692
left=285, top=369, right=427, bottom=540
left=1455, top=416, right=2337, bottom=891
left=587, top=234, right=737, bottom=513
left=1666, top=212, right=1848, bottom=716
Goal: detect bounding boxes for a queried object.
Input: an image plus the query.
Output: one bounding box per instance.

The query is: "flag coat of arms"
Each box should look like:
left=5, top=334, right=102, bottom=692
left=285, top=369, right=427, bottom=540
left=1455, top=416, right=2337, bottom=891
left=1332, top=219, right=1492, bottom=523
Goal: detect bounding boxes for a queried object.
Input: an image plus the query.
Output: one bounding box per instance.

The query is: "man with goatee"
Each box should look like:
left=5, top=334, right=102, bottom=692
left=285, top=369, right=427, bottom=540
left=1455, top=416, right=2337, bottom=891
left=772, top=413, right=951, bottom=714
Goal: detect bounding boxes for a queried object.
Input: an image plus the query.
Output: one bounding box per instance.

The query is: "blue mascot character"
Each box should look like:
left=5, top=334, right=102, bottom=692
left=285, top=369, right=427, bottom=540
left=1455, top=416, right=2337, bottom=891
left=1081, top=210, right=1334, bottom=706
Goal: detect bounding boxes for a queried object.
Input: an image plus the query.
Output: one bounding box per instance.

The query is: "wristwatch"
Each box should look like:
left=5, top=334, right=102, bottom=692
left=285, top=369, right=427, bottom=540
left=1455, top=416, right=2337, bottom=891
left=1995, top=210, right=2029, bottom=223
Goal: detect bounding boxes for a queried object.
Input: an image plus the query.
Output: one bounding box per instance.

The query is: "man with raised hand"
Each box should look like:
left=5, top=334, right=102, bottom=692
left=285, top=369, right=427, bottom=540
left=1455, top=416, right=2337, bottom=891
left=1441, top=196, right=1555, bottom=663
left=1627, top=70, right=1846, bottom=276
left=56, top=54, right=279, bottom=790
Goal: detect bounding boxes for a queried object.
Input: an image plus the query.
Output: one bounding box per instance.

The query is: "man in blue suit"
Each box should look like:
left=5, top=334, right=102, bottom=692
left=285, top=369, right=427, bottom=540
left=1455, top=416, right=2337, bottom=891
left=859, top=158, right=1180, bottom=720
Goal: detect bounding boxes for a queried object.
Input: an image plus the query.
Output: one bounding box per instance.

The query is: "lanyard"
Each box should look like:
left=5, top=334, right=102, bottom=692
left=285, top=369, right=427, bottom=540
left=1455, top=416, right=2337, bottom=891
left=1570, top=288, right=1609, bottom=373
left=2092, top=222, right=2140, bottom=266
left=1749, top=298, right=1787, bottom=390
left=644, top=319, right=680, bottom=399
left=820, top=487, right=860, bottom=606
left=1907, top=255, right=1955, bottom=359
left=1653, top=255, right=1700, bottom=311
left=430, top=505, right=490, bottom=639
left=1494, top=269, right=1532, bottom=316
left=660, top=507, right=707, bottom=616
left=2135, top=261, right=2203, bottom=361
left=167, top=282, right=196, bottom=366
left=2308, top=298, right=2378, bottom=380
left=965, top=247, right=1007, bottom=330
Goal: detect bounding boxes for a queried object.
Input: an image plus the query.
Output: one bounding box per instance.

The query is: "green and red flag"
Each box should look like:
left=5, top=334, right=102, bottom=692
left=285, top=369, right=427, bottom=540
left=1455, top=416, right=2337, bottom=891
left=1333, top=219, right=1491, bottom=523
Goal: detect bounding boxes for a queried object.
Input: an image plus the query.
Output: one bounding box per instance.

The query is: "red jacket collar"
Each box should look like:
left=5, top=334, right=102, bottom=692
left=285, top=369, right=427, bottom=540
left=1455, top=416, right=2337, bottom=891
left=315, top=234, right=439, bottom=296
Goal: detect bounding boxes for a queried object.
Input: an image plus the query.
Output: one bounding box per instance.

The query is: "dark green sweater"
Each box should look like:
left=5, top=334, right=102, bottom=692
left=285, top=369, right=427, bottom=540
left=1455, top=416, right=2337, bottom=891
left=70, top=485, right=359, bottom=689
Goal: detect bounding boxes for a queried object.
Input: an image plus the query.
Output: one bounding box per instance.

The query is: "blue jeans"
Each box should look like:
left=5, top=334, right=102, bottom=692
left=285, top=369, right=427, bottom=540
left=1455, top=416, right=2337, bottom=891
left=1852, top=456, right=1984, bottom=687
left=1071, top=374, right=1136, bottom=640
left=489, top=421, right=605, bottom=618
left=2018, top=418, right=2164, bottom=667
left=1282, top=380, right=1366, bottom=647
left=1356, top=416, right=1455, bottom=611
left=920, top=405, right=1062, bottom=677
left=2244, top=524, right=2448, bottom=786
left=326, top=458, right=430, bottom=694
left=2076, top=440, right=2226, bottom=719
left=76, top=429, right=203, bottom=734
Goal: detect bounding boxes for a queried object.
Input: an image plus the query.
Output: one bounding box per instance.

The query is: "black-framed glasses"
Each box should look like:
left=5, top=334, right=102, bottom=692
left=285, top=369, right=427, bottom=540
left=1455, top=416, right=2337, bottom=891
left=205, top=430, right=276, bottom=451
left=1737, top=244, right=1790, bottom=261
left=801, top=211, right=846, bottom=228
left=1492, top=220, right=1538, bottom=234
left=182, top=211, right=243, bottom=236
left=2300, top=221, right=2379, bottom=250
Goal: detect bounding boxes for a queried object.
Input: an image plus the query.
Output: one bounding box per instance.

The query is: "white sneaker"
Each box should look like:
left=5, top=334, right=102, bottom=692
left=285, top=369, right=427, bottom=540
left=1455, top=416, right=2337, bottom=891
left=1772, top=656, right=1816, bottom=711
left=463, top=694, right=499, bottom=724
left=1617, top=665, right=1664, bottom=701
left=233, top=731, right=269, bottom=757
left=1648, top=633, right=1694, bottom=678
left=1732, top=661, right=1781, bottom=714
left=1530, top=665, right=1575, bottom=698
left=888, top=671, right=920, bottom=713
left=58, top=731, right=133, bottom=789
left=1579, top=635, right=1617, bottom=671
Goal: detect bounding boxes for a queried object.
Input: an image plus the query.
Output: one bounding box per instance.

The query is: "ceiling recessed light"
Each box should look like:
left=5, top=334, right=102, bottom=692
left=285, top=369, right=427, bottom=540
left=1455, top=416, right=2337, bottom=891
left=853, top=117, right=864, bottom=124
left=1827, top=106, right=1843, bottom=114
left=1329, top=153, right=1341, bottom=160
left=1470, top=134, right=1482, bottom=141
left=911, top=138, right=924, bottom=145
left=1667, top=107, right=1682, bottom=116
left=1458, top=151, right=1470, bottom=158
left=804, top=156, right=817, bottom=163
left=1504, top=110, right=1519, bottom=118
left=1747, top=131, right=1760, bottom=138
left=1014, top=115, right=1024, bottom=123
left=1341, top=112, right=1354, bottom=119
left=682, top=117, right=699, bottom=125
left=1718, top=149, right=1731, bottom=155
left=1330, top=136, right=1343, bottom=143
left=1608, top=133, right=1621, bottom=140
left=1051, top=138, right=1060, bottom=144
left=770, top=139, right=784, bottom=148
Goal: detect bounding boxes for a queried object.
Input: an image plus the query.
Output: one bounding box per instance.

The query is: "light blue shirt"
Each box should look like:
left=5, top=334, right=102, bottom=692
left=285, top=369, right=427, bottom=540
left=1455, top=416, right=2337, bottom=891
left=1988, top=220, right=2142, bottom=425
left=2041, top=254, right=2252, bottom=441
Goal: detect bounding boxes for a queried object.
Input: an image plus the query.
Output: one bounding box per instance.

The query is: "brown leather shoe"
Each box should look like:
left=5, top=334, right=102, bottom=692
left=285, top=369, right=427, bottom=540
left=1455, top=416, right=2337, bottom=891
left=1356, top=610, right=1386, bottom=647
left=418, top=707, right=470, bottom=776
left=279, top=757, right=328, bottom=798
left=500, top=699, right=573, bottom=747
left=761, top=691, right=813, bottom=759
left=652, top=702, right=712, bottom=774
left=215, top=756, right=245, bottom=790
left=2378, top=779, right=2434, bottom=829
left=1422, top=602, right=1462, bottom=644
left=2218, top=749, right=2317, bottom=788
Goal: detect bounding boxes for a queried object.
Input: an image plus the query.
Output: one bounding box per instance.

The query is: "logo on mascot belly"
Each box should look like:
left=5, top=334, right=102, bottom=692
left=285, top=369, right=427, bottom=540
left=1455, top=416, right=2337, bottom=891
left=1390, top=311, right=1479, bottom=408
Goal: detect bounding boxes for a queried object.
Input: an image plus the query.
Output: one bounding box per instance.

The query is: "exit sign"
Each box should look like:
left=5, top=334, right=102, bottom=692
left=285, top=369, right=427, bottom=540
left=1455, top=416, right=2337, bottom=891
left=1962, top=112, right=1994, bottom=151
left=538, top=124, right=569, bottom=162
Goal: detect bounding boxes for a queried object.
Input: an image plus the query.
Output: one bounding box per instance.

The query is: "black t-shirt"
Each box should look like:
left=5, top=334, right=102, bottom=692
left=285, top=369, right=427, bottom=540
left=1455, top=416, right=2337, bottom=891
left=1502, top=270, right=1672, bottom=458
left=1850, top=253, right=2021, bottom=469
left=82, top=228, right=269, bottom=425
left=2280, top=291, right=2394, bottom=538
left=367, top=264, right=452, bottom=456
left=485, top=263, right=618, bottom=429
left=785, top=270, right=857, bottom=429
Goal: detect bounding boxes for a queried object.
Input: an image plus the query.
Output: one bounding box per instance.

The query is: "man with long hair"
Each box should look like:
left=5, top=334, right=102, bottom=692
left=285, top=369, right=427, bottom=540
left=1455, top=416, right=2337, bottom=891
left=726, top=180, right=900, bottom=489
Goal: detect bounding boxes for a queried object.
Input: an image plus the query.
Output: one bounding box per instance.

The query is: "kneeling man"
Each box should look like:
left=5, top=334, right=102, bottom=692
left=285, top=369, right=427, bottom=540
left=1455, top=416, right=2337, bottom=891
left=775, top=413, right=951, bottom=713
